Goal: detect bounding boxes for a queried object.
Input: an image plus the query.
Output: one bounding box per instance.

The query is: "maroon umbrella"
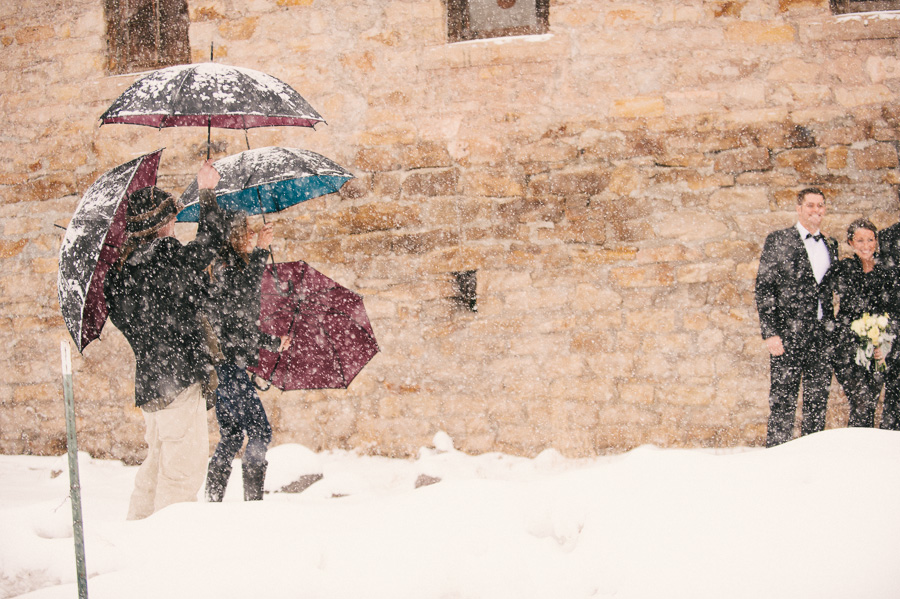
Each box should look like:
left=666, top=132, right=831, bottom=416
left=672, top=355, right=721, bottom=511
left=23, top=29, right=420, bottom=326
left=248, top=261, right=379, bottom=390
left=58, top=150, right=162, bottom=352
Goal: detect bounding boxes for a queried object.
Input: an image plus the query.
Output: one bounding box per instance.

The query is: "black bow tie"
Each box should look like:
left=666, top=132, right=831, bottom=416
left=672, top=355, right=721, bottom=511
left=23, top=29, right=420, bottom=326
left=806, top=233, right=824, bottom=242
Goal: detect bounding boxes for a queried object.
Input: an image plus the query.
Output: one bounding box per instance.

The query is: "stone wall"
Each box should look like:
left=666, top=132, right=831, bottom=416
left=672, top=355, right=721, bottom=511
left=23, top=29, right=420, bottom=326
left=2, top=0, right=900, bottom=461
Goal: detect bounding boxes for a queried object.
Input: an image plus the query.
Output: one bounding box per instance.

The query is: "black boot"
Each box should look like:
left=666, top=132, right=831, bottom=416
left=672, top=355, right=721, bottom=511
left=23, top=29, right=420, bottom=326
left=205, top=460, right=232, bottom=502
left=242, top=461, right=267, bottom=501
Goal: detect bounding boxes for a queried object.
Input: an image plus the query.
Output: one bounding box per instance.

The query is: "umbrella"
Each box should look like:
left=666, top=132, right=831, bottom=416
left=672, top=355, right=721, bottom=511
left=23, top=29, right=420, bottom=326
left=176, top=146, right=354, bottom=222
left=58, top=149, right=163, bottom=352
left=247, top=261, right=379, bottom=390
left=99, top=63, right=325, bottom=157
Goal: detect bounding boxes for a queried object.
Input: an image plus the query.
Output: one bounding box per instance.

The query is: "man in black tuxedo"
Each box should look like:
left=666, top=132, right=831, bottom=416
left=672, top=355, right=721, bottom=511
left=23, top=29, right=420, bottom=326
left=755, top=188, right=838, bottom=447
left=876, top=211, right=900, bottom=430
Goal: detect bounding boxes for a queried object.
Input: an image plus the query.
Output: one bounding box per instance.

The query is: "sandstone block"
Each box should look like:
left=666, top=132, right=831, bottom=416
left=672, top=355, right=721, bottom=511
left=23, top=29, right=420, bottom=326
left=681, top=311, right=709, bottom=332
left=766, top=57, right=822, bottom=83
left=774, top=148, right=822, bottom=177
left=835, top=85, right=894, bottom=108
left=14, top=25, right=55, bottom=45
left=677, top=353, right=718, bottom=380
left=339, top=232, right=393, bottom=257
left=392, top=229, right=459, bottom=254
left=714, top=146, right=771, bottom=173
left=704, top=240, right=760, bottom=262
left=462, top=169, right=524, bottom=198
left=725, top=21, right=796, bottom=44
left=12, top=383, right=59, bottom=403
left=515, top=139, right=578, bottom=165
left=676, top=261, right=735, bottom=284
left=402, top=169, right=459, bottom=196
left=496, top=197, right=565, bottom=226
left=353, top=146, right=400, bottom=172
left=0, top=239, right=27, bottom=259
left=654, top=169, right=734, bottom=190
left=643, top=332, right=693, bottom=356
left=503, top=287, right=572, bottom=311
left=709, top=186, right=769, bottom=212
left=539, top=353, right=586, bottom=378
left=611, top=96, right=665, bottom=119
left=854, top=143, right=899, bottom=170
left=8, top=176, right=78, bottom=204
left=697, top=328, right=726, bottom=352
left=574, top=284, right=623, bottom=311
left=585, top=352, right=634, bottom=378
left=597, top=403, right=660, bottom=427
left=555, top=215, right=607, bottom=245
left=636, top=244, right=703, bottom=264
left=218, top=17, right=258, bottom=40
left=478, top=270, right=532, bottom=293
left=624, top=309, right=677, bottom=333
left=570, top=246, right=639, bottom=266
left=328, top=203, right=421, bottom=235
left=651, top=211, right=729, bottom=242
left=610, top=264, right=675, bottom=288
left=400, top=141, right=453, bottom=169
left=570, top=331, right=616, bottom=353
left=356, top=125, right=417, bottom=147
left=618, top=382, right=655, bottom=405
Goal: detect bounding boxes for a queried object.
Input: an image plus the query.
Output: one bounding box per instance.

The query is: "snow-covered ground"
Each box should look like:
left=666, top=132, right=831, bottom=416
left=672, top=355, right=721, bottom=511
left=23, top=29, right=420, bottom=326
left=1, top=428, right=898, bottom=599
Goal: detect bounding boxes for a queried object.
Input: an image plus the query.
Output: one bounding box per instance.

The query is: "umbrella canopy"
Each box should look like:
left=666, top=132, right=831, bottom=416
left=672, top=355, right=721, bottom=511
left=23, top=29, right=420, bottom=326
left=176, top=146, right=354, bottom=222
left=248, top=261, right=379, bottom=390
left=99, top=63, right=324, bottom=130
left=58, top=149, right=163, bottom=352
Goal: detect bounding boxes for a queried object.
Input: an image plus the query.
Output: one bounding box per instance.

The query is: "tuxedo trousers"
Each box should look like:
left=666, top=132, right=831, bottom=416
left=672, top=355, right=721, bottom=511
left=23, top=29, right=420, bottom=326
left=766, top=324, right=832, bottom=447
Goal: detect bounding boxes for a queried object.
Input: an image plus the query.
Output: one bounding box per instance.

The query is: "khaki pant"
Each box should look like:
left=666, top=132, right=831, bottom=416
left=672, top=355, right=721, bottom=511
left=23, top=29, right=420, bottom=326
left=127, top=383, right=208, bottom=520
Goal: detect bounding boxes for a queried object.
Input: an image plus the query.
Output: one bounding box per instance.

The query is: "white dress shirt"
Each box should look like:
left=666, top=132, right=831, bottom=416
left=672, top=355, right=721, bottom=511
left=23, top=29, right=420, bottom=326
left=796, top=222, right=830, bottom=319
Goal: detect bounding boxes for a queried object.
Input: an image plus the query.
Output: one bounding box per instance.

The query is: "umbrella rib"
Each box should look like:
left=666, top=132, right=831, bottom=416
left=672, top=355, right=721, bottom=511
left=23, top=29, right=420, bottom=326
left=165, top=67, right=196, bottom=124
left=317, top=316, right=348, bottom=388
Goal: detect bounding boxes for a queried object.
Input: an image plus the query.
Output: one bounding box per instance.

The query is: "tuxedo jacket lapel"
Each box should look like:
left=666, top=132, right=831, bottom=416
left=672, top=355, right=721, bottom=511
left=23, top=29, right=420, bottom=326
left=789, top=228, right=817, bottom=287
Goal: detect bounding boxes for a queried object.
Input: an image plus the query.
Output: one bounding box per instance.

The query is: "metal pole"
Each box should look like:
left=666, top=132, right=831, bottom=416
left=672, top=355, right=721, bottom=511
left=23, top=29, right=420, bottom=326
left=61, top=341, right=88, bottom=599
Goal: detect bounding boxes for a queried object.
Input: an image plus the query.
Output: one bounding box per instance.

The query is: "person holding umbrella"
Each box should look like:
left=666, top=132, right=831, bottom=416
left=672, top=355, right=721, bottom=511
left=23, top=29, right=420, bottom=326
left=204, top=212, right=291, bottom=502
left=104, top=160, right=226, bottom=520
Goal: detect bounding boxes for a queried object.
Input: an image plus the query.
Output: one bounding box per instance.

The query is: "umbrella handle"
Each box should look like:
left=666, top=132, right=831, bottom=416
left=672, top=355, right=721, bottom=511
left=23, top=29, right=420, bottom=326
left=251, top=373, right=271, bottom=392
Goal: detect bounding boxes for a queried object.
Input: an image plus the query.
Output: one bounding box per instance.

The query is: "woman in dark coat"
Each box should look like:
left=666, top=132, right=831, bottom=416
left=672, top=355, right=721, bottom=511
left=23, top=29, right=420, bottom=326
left=833, top=218, right=900, bottom=428
left=204, top=212, right=290, bottom=501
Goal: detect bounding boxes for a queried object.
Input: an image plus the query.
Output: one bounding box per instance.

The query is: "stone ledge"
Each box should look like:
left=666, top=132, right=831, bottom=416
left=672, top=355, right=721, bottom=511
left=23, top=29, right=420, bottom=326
left=800, top=12, right=900, bottom=42
left=422, top=33, right=569, bottom=70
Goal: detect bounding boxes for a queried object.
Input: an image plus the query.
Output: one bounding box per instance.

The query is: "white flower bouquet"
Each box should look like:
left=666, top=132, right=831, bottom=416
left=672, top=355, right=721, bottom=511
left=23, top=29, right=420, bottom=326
left=851, top=312, right=895, bottom=372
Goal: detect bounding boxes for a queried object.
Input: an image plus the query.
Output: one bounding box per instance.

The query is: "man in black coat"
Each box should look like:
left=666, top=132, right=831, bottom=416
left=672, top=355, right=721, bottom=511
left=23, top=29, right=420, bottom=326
left=876, top=207, right=900, bottom=430
left=105, top=160, right=225, bottom=519
left=755, top=188, right=838, bottom=447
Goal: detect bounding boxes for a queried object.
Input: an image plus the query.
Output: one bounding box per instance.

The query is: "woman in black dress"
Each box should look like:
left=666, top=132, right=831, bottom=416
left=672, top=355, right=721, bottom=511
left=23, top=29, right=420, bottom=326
left=833, top=218, right=900, bottom=428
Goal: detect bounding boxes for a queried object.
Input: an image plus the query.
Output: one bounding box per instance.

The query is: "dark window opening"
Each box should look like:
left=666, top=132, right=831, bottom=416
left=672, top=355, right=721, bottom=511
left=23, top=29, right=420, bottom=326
left=105, top=0, right=190, bottom=74
left=451, top=270, right=478, bottom=313
left=448, top=0, right=549, bottom=43
left=830, top=0, right=900, bottom=14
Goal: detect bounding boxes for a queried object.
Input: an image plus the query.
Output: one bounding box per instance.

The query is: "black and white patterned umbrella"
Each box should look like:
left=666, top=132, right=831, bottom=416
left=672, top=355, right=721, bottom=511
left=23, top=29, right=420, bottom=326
left=176, top=147, right=353, bottom=222
left=58, top=150, right=163, bottom=352
left=100, top=63, right=324, bottom=130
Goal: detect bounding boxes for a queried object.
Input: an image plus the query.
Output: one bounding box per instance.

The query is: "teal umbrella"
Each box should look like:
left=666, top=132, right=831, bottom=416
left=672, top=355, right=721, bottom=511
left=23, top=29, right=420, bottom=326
left=177, top=146, right=353, bottom=222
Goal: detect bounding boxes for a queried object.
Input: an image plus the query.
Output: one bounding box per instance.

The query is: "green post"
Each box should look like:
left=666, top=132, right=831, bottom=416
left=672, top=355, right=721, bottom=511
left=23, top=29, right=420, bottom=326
left=61, top=341, right=88, bottom=599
